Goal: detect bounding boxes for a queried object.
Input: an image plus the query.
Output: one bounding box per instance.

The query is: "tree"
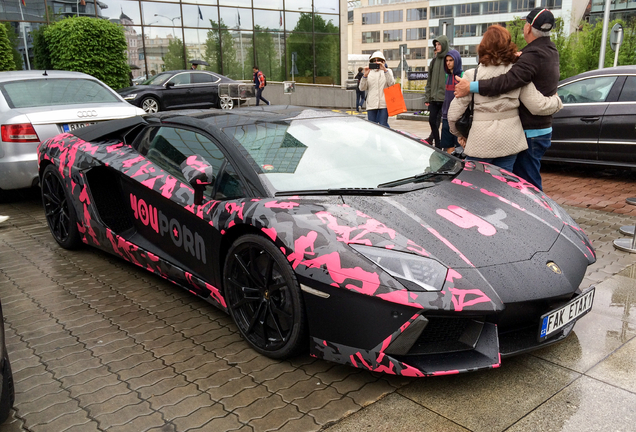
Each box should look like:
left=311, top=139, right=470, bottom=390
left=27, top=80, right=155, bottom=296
left=204, top=19, right=242, bottom=79
left=163, top=38, right=186, bottom=71
left=250, top=26, right=283, bottom=82
left=32, top=25, right=52, bottom=70
left=3, top=23, right=24, bottom=70
left=0, top=25, right=17, bottom=71
left=43, top=17, right=129, bottom=90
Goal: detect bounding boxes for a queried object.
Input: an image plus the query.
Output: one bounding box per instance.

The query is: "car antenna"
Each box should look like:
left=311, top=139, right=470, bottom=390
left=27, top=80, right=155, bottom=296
left=43, top=70, right=48, bottom=76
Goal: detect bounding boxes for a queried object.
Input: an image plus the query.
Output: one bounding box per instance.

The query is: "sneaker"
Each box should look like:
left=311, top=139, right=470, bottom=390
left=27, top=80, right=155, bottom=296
left=267, top=101, right=271, bottom=105
left=0, top=215, right=9, bottom=224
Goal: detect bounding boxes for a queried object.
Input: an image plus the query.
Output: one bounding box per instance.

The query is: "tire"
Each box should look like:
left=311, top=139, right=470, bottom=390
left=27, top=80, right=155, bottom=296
left=41, top=164, right=82, bottom=249
left=223, top=234, right=307, bottom=359
left=0, top=351, right=14, bottom=424
left=219, top=96, right=234, bottom=110
left=141, top=96, right=160, bottom=113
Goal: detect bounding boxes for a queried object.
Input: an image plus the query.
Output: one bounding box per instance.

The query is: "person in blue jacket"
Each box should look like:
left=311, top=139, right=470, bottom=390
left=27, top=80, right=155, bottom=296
left=440, top=49, right=463, bottom=154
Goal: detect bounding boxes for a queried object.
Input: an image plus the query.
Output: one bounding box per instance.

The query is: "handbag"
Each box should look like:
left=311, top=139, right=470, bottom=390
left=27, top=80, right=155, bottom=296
left=455, top=65, right=479, bottom=137
left=383, top=83, right=407, bottom=117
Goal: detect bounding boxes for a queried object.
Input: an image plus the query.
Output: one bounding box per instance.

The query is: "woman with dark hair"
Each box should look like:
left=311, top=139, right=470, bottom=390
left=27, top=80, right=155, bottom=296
left=448, top=25, right=562, bottom=171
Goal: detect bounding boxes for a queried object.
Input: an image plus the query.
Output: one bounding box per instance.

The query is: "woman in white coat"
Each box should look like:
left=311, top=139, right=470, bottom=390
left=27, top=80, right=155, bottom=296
left=359, top=51, right=395, bottom=128
left=448, top=25, right=562, bottom=172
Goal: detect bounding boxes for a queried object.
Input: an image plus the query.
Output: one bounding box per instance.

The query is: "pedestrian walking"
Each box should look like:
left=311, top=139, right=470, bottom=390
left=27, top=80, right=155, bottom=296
left=253, top=66, right=270, bottom=106
left=454, top=8, right=559, bottom=190
left=440, top=49, right=463, bottom=154
left=354, top=67, right=365, bottom=112
left=359, top=51, right=395, bottom=128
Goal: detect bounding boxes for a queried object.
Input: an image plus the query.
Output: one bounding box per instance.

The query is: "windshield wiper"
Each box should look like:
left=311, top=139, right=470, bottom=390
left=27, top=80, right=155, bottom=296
left=378, top=170, right=458, bottom=188
left=275, top=187, right=411, bottom=197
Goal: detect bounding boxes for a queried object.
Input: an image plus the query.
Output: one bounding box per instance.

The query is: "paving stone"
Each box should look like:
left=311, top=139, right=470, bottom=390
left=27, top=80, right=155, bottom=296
left=30, top=410, right=95, bottom=432
left=292, top=386, right=342, bottom=413
left=68, top=374, right=123, bottom=398
left=261, top=369, right=312, bottom=393
left=21, top=400, right=81, bottom=430
left=192, top=364, right=243, bottom=388
left=308, top=397, right=360, bottom=426
left=170, top=402, right=227, bottom=430
left=247, top=403, right=304, bottom=432
left=277, top=377, right=329, bottom=403
left=346, top=379, right=396, bottom=407
left=205, top=375, right=258, bottom=401
left=189, top=413, right=244, bottom=432
left=94, top=401, right=154, bottom=429
left=160, top=392, right=217, bottom=420
left=106, top=351, right=157, bottom=373
left=220, top=384, right=272, bottom=411
left=106, top=412, right=167, bottom=432
left=249, top=362, right=298, bottom=383
left=77, top=382, right=131, bottom=407
left=276, top=414, right=321, bottom=432
left=118, top=359, right=166, bottom=381
left=136, top=375, right=189, bottom=400
left=328, top=372, right=378, bottom=395
left=147, top=383, right=203, bottom=410
left=99, top=344, right=148, bottom=365
left=60, top=366, right=113, bottom=388
left=234, top=393, right=288, bottom=423
left=14, top=381, right=64, bottom=405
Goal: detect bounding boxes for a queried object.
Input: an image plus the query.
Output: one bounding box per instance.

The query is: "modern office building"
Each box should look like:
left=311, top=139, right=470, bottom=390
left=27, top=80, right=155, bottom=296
left=349, top=0, right=588, bottom=72
left=0, top=0, right=347, bottom=86
left=589, top=0, right=636, bottom=23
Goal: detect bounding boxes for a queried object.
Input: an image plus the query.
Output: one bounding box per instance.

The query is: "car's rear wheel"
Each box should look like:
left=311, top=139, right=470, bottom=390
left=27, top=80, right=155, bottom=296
left=224, top=234, right=307, bottom=359
left=219, top=96, right=234, bottom=110
left=141, top=96, right=160, bottom=113
left=0, top=351, right=14, bottom=424
left=41, top=165, right=82, bottom=249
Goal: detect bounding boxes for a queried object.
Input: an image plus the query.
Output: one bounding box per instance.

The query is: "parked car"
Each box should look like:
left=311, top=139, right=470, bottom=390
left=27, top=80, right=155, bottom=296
left=0, top=299, right=14, bottom=424
left=0, top=70, right=145, bottom=193
left=546, top=66, right=636, bottom=167
left=38, top=107, right=596, bottom=376
left=117, top=70, right=247, bottom=113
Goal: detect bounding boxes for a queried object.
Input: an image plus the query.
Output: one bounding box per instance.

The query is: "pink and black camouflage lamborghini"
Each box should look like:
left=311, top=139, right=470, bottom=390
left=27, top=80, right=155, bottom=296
left=37, top=107, right=596, bottom=377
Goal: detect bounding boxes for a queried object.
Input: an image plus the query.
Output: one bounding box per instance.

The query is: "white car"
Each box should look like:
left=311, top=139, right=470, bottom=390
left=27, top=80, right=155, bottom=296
left=0, top=70, right=145, bottom=192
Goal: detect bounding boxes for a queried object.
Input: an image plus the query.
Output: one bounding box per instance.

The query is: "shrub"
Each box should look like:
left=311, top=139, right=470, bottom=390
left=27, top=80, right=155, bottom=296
left=0, top=25, right=17, bottom=71
left=44, top=17, right=129, bottom=89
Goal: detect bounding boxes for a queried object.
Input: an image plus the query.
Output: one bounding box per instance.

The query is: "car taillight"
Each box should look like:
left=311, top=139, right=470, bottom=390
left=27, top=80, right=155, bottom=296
left=1, top=123, right=40, bottom=142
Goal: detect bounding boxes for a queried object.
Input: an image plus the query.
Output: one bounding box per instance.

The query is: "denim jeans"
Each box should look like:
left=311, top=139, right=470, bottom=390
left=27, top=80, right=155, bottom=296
left=367, top=109, right=389, bottom=128
left=513, top=133, right=551, bottom=190
left=255, top=87, right=269, bottom=106
left=356, top=90, right=365, bottom=109
left=466, top=154, right=517, bottom=172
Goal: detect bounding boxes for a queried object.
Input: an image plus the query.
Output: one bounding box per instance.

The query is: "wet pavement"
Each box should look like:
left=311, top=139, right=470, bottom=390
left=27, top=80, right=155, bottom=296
left=0, top=116, right=635, bottom=432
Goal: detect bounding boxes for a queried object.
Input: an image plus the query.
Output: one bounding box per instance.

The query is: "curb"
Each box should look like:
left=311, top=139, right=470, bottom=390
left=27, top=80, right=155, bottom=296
left=396, top=113, right=429, bottom=121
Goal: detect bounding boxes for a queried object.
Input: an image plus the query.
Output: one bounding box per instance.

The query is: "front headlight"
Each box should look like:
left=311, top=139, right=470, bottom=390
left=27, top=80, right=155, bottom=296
left=351, top=244, right=447, bottom=292
left=123, top=94, right=137, bottom=100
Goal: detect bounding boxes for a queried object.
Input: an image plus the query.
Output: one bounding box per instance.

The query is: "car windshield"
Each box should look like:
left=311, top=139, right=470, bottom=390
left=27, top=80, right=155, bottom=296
left=142, top=73, right=173, bottom=86
left=224, top=116, right=460, bottom=192
left=0, top=78, right=122, bottom=109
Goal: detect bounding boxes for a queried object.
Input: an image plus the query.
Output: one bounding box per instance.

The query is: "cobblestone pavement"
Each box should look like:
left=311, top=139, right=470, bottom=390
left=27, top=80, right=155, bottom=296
left=0, top=117, right=635, bottom=432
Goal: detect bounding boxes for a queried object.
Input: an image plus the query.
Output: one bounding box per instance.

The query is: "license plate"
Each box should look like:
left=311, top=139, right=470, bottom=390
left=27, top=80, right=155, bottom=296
left=63, top=122, right=96, bottom=132
left=539, top=287, right=595, bottom=341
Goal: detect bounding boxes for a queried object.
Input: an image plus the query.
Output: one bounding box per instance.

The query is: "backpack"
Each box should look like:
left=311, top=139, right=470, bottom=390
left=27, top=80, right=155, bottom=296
left=263, top=73, right=267, bottom=87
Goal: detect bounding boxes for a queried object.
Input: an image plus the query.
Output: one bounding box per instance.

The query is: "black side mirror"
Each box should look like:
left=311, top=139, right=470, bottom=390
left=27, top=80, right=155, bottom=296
left=165, top=82, right=175, bottom=88
left=180, top=155, right=214, bottom=205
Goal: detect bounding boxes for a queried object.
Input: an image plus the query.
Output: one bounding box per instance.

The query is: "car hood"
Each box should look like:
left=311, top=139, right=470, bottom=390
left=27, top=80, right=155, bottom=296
left=117, top=85, right=163, bottom=95
left=13, top=104, right=145, bottom=124
left=339, top=166, right=564, bottom=269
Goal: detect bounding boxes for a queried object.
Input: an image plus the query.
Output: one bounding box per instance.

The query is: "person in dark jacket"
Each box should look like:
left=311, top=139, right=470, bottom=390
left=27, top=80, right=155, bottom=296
left=354, top=67, right=365, bottom=112
left=454, top=8, right=559, bottom=190
left=424, top=35, right=449, bottom=149
left=253, top=66, right=270, bottom=106
left=440, top=49, right=463, bottom=153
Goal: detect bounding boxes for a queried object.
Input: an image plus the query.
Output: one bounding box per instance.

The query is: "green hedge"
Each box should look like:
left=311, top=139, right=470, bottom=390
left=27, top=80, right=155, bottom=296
left=43, top=17, right=129, bottom=89
left=0, top=25, right=16, bottom=72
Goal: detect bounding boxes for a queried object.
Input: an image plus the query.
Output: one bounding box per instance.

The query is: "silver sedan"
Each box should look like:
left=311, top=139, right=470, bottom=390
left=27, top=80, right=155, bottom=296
left=0, top=70, right=145, bottom=192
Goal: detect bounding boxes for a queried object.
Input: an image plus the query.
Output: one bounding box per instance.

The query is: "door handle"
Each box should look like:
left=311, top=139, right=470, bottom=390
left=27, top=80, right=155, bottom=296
left=580, top=117, right=600, bottom=123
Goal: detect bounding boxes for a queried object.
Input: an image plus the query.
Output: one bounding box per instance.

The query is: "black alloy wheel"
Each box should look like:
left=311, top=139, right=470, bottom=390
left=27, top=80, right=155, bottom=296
left=41, top=165, right=82, bottom=249
left=224, top=234, right=307, bottom=359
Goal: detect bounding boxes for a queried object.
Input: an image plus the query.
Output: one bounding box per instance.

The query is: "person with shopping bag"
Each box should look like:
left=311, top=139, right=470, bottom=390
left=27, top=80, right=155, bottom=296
left=359, top=51, right=395, bottom=128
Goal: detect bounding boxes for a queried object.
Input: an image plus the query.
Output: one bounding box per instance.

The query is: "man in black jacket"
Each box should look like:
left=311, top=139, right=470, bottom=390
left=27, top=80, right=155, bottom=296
left=455, top=8, right=559, bottom=190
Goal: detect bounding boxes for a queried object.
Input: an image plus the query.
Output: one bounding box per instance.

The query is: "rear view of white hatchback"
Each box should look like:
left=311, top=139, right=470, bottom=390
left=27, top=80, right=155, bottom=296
left=0, top=70, right=145, bottom=193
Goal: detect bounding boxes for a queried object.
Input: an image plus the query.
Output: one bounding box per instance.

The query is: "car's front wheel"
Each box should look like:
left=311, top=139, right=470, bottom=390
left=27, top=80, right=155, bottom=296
left=141, top=96, right=160, bottom=113
left=223, top=234, right=307, bottom=359
left=219, top=96, right=234, bottom=110
left=0, top=351, right=14, bottom=424
left=41, top=164, right=82, bottom=249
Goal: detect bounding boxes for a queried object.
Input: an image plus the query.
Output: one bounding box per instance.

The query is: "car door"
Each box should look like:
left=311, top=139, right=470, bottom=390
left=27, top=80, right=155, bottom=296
left=548, top=75, right=618, bottom=162
left=161, top=72, right=193, bottom=109
left=190, top=72, right=221, bottom=107
left=598, top=75, right=636, bottom=165
left=122, top=125, right=249, bottom=288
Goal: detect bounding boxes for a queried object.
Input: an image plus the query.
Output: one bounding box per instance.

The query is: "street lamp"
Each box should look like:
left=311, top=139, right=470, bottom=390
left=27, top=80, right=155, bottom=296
left=154, top=14, right=181, bottom=38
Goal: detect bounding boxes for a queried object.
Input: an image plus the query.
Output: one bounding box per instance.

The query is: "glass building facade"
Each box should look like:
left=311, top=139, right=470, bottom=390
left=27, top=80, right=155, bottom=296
left=0, top=0, right=341, bottom=84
